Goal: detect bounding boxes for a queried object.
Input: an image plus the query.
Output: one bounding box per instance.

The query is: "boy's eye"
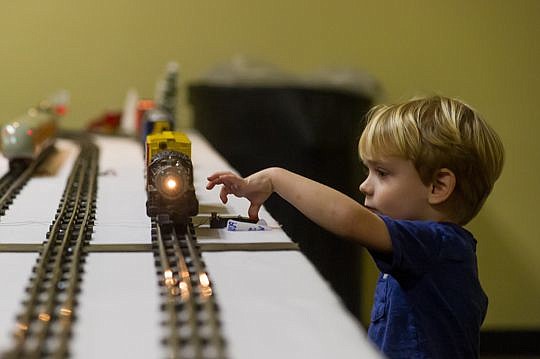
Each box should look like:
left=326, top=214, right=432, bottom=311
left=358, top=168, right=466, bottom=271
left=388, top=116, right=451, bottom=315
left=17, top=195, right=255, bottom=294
left=376, top=169, right=388, bottom=177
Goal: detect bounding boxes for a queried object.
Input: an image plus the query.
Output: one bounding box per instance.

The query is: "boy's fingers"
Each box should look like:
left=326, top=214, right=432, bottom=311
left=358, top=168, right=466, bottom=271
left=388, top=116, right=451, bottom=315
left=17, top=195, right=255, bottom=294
left=219, top=187, right=230, bottom=204
left=206, top=173, right=241, bottom=190
left=207, top=171, right=235, bottom=181
left=207, top=174, right=231, bottom=189
left=248, top=203, right=261, bottom=220
left=206, top=179, right=224, bottom=190
left=206, top=172, right=224, bottom=181
left=206, top=172, right=246, bottom=203
left=217, top=175, right=243, bottom=192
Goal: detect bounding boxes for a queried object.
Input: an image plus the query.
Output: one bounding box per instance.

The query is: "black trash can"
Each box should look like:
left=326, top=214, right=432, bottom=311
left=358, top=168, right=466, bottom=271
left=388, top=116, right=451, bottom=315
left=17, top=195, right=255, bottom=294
left=188, top=83, right=372, bottom=318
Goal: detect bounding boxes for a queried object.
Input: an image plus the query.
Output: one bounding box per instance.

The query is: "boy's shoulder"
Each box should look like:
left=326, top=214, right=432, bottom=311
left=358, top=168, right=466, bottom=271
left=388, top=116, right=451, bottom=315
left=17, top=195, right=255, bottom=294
left=381, top=216, right=474, bottom=242
left=374, top=216, right=478, bottom=275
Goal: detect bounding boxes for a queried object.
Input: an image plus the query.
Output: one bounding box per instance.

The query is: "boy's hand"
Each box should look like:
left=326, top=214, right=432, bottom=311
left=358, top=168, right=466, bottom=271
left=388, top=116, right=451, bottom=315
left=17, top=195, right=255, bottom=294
left=206, top=170, right=274, bottom=220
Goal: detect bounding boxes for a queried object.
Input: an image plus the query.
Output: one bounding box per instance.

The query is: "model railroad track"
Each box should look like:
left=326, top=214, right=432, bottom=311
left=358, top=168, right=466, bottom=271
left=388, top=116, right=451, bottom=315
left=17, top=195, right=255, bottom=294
left=0, top=146, right=55, bottom=218
left=3, top=139, right=99, bottom=359
left=152, top=218, right=227, bottom=359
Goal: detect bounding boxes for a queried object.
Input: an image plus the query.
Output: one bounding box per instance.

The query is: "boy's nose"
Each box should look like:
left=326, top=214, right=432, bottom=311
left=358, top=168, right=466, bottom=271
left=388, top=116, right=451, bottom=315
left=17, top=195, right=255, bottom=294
left=359, top=178, right=371, bottom=196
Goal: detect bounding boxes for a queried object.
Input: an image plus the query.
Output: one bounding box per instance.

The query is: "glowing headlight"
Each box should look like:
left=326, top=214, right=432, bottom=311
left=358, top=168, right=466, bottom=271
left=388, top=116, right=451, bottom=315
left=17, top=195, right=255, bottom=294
left=166, top=178, right=178, bottom=190
left=155, top=167, right=188, bottom=200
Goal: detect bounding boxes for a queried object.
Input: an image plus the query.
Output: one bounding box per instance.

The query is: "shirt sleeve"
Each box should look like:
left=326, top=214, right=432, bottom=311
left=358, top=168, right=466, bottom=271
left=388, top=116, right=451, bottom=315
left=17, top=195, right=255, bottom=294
left=370, top=216, right=443, bottom=277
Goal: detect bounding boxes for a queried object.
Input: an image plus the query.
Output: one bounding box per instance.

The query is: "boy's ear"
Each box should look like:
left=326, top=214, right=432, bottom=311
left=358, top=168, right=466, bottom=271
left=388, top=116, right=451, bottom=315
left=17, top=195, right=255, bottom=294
left=428, top=168, right=456, bottom=205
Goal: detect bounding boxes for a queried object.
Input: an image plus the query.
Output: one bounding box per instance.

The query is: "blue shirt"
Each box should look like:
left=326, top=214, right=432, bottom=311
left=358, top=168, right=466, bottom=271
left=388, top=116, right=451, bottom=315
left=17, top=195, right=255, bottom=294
left=367, top=216, right=488, bottom=359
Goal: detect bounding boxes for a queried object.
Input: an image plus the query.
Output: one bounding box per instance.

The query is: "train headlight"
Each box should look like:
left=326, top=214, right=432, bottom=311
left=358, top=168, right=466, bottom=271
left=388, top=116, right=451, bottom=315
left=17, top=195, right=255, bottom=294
left=155, top=167, right=188, bottom=200
left=166, top=178, right=178, bottom=190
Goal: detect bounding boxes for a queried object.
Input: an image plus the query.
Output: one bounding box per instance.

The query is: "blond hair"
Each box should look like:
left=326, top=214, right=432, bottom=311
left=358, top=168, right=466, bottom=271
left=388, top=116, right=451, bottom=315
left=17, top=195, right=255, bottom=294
left=359, top=95, right=505, bottom=224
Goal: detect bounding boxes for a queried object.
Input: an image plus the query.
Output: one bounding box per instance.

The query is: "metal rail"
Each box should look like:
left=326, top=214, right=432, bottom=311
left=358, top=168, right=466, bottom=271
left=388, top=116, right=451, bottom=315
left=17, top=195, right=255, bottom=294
left=0, top=168, right=23, bottom=197
left=0, top=146, right=55, bottom=217
left=152, top=219, right=227, bottom=359
left=3, top=139, right=98, bottom=359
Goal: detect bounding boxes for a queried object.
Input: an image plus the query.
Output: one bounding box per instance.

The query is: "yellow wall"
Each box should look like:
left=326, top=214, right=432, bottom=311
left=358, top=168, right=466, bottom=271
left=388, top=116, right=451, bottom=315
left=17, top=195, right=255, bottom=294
left=1, top=1, right=538, bottom=329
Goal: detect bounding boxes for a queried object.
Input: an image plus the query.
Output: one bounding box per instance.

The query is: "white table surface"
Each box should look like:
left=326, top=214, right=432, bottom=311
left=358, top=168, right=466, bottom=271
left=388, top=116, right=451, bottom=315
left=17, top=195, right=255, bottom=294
left=0, top=131, right=381, bottom=358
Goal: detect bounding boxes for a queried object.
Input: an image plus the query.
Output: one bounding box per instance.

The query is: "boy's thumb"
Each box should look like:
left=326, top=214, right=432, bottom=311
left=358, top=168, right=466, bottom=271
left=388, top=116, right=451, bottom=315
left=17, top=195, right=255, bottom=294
left=248, top=203, right=261, bottom=220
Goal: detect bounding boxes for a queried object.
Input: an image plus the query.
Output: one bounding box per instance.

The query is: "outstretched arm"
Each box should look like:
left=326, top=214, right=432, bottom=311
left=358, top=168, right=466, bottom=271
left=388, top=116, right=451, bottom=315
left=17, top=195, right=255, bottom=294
left=206, top=167, right=392, bottom=252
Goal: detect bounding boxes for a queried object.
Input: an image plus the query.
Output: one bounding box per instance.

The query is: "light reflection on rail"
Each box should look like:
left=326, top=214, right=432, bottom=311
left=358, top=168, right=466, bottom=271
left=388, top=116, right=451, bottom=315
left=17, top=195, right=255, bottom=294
left=153, top=219, right=226, bottom=359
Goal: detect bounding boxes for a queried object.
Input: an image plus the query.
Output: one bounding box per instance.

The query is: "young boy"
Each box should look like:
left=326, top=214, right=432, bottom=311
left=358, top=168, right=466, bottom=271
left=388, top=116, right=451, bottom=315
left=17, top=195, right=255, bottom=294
left=206, top=95, right=505, bottom=358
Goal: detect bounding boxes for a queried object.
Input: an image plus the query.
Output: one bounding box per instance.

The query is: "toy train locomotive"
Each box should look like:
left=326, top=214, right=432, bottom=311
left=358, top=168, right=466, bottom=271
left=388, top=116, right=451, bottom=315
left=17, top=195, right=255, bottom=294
left=1, top=99, right=62, bottom=169
left=143, top=111, right=198, bottom=225
left=142, top=63, right=198, bottom=225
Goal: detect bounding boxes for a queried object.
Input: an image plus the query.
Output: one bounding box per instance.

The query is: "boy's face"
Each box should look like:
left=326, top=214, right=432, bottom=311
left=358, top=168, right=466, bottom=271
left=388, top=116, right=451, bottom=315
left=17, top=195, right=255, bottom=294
left=360, top=156, right=434, bottom=221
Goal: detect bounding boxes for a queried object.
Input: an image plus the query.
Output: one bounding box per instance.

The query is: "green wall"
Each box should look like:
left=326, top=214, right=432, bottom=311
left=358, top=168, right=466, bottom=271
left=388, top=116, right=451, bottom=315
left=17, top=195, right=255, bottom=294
left=1, top=1, right=538, bottom=329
